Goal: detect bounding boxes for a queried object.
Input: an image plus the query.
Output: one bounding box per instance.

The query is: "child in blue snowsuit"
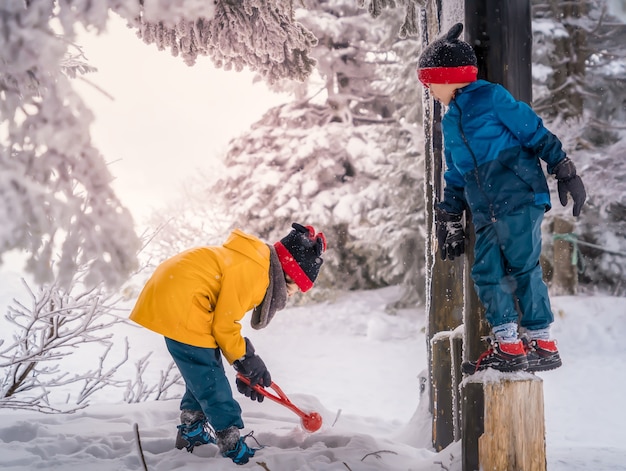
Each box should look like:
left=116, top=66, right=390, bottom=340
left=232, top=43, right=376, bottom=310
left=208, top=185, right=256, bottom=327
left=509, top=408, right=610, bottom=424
left=417, top=23, right=586, bottom=374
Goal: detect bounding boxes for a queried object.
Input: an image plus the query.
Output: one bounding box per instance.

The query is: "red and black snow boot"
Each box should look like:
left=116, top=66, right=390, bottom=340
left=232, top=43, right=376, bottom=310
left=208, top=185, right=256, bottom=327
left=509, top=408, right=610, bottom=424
left=462, top=338, right=529, bottom=375
left=522, top=337, right=562, bottom=372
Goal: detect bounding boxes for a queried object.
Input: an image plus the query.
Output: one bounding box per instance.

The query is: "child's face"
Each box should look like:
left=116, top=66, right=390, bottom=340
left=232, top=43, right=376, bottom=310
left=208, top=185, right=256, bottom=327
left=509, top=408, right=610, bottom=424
left=427, top=83, right=458, bottom=106
left=285, top=275, right=299, bottom=297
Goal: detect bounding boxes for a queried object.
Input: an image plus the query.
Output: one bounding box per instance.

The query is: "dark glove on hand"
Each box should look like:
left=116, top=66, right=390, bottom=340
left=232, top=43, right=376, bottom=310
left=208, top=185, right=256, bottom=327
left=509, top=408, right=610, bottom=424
left=236, top=376, right=264, bottom=402
left=553, top=158, right=586, bottom=217
left=436, top=208, right=465, bottom=261
left=233, top=337, right=272, bottom=387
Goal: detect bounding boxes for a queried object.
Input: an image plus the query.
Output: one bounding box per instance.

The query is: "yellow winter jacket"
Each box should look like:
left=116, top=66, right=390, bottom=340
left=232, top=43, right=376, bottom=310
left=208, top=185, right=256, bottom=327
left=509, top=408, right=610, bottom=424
left=129, top=229, right=270, bottom=364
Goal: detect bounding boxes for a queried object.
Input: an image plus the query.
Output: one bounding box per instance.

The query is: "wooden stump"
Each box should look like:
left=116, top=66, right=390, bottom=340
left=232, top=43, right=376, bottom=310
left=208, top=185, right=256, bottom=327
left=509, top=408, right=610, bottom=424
left=462, top=375, right=546, bottom=471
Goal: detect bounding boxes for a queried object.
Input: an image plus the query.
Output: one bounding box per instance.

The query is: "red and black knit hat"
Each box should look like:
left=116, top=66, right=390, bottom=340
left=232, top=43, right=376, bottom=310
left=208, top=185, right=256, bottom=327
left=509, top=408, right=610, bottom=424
left=274, top=223, right=326, bottom=293
left=417, top=23, right=478, bottom=86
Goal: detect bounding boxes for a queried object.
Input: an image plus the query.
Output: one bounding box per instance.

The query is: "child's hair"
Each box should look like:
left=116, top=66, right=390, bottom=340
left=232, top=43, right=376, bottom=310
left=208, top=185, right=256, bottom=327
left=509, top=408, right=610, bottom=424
left=417, top=23, right=478, bottom=86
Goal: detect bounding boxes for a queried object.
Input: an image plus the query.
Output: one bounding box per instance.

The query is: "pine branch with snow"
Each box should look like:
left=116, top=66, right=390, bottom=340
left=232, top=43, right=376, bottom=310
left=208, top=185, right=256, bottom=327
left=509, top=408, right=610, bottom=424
left=128, top=0, right=318, bottom=83
left=357, top=0, right=424, bottom=37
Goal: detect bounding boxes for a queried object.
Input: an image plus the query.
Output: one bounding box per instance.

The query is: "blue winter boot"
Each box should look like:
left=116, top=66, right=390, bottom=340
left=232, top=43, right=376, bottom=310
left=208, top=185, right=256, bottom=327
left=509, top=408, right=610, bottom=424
left=175, top=410, right=215, bottom=452
left=217, top=426, right=258, bottom=465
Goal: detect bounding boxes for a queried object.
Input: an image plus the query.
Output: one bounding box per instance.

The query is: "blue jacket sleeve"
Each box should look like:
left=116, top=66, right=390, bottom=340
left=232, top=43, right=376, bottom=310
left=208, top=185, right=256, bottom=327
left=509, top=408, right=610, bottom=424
left=491, top=84, right=566, bottom=173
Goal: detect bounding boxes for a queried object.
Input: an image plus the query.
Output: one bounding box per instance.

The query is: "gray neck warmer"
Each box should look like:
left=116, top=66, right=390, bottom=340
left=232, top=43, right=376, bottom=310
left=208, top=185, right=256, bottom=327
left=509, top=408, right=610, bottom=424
left=251, top=244, right=288, bottom=329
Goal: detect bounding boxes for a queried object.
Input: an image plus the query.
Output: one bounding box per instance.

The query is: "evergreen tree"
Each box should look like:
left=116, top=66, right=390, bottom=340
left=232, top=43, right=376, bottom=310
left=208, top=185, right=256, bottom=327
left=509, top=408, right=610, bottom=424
left=143, top=0, right=626, bottom=301
left=170, top=0, right=427, bottom=306
left=0, top=1, right=140, bottom=288
left=531, top=0, right=626, bottom=294
left=0, top=0, right=327, bottom=287
left=532, top=0, right=626, bottom=145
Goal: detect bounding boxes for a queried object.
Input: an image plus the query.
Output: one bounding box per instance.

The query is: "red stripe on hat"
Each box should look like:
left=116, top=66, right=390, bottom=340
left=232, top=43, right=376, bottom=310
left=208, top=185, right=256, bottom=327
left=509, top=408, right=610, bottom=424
left=274, top=242, right=314, bottom=293
left=417, top=65, right=478, bottom=86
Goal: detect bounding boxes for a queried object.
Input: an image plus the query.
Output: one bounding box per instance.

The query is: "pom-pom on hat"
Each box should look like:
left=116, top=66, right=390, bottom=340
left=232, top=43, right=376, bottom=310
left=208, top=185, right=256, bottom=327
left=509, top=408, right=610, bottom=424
left=417, top=23, right=478, bottom=86
left=274, top=223, right=326, bottom=293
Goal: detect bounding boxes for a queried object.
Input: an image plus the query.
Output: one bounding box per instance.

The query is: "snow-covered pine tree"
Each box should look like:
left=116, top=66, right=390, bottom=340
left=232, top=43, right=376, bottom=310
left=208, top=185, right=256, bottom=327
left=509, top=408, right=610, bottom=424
left=1, top=0, right=338, bottom=288
left=531, top=0, right=625, bottom=145
left=141, top=0, right=626, bottom=299
left=185, top=0, right=426, bottom=306
left=0, top=1, right=140, bottom=288
left=531, top=0, right=626, bottom=295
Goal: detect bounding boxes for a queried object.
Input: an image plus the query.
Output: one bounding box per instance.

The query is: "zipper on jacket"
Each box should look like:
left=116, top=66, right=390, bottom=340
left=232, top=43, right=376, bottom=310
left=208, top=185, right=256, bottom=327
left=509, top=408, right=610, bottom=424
left=452, top=100, right=497, bottom=223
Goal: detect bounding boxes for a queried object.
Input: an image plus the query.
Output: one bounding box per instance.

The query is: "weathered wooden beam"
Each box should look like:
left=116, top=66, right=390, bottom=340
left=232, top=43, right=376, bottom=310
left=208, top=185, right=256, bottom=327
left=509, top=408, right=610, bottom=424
left=462, top=212, right=490, bottom=365
left=465, top=0, right=533, bottom=104
left=450, top=329, right=464, bottom=441
left=422, top=0, right=466, bottom=451
left=431, top=333, right=454, bottom=450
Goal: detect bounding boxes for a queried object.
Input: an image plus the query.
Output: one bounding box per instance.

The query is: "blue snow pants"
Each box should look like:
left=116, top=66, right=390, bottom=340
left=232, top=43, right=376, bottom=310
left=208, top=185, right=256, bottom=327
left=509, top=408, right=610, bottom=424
left=471, top=205, right=554, bottom=331
left=165, top=338, right=244, bottom=432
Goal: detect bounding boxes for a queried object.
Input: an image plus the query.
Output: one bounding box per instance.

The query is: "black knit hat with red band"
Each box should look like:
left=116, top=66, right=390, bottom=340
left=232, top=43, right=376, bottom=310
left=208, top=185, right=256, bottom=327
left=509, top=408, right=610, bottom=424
left=417, top=23, right=478, bottom=86
left=274, top=223, right=326, bottom=293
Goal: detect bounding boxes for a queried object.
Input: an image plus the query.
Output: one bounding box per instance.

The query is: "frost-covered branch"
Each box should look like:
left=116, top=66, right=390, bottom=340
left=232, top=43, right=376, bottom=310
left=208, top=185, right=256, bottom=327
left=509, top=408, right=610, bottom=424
left=123, top=353, right=183, bottom=403
left=153, top=362, right=183, bottom=401
left=357, top=0, right=423, bottom=37
left=0, top=397, right=85, bottom=414
left=75, top=339, right=131, bottom=405
left=123, top=352, right=157, bottom=403
left=126, top=0, right=318, bottom=84
left=0, top=277, right=129, bottom=411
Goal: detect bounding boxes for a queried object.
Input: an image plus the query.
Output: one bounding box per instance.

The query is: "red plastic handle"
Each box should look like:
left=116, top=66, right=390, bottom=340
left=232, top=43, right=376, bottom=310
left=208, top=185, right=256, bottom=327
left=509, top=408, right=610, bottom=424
left=236, top=374, right=306, bottom=418
left=236, top=374, right=323, bottom=432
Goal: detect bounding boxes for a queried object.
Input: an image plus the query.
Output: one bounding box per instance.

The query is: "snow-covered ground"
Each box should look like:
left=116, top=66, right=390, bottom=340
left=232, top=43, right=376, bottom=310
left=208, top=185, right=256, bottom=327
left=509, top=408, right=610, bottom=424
left=0, top=278, right=625, bottom=470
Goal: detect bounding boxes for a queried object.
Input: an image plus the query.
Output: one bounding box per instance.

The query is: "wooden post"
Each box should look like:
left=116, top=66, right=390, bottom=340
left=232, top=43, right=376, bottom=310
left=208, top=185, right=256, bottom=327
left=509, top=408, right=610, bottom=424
left=421, top=3, right=545, bottom=468
left=551, top=216, right=578, bottom=295
left=450, top=329, right=464, bottom=441
left=422, top=0, right=466, bottom=451
left=431, top=333, right=454, bottom=450
left=462, top=213, right=490, bottom=367
left=461, top=2, right=546, bottom=471
left=464, top=0, right=532, bottom=104
left=462, top=375, right=547, bottom=471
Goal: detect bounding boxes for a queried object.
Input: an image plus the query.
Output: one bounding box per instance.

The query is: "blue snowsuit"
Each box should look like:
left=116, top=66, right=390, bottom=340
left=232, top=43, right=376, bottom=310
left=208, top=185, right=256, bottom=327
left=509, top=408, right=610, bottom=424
left=438, top=80, right=565, bottom=330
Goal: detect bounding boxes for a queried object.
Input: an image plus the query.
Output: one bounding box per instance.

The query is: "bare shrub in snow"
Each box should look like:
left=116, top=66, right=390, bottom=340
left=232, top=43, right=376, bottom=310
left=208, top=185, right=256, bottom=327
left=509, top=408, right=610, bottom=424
left=0, top=276, right=129, bottom=413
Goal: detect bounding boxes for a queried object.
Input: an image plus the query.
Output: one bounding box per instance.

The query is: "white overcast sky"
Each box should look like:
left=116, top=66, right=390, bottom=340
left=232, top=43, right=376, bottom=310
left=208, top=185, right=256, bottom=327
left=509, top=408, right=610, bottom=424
left=74, top=15, right=288, bottom=224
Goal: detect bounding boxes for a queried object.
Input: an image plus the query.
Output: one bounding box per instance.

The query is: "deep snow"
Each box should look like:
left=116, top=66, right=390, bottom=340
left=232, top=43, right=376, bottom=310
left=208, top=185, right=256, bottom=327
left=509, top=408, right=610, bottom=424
left=0, top=277, right=625, bottom=470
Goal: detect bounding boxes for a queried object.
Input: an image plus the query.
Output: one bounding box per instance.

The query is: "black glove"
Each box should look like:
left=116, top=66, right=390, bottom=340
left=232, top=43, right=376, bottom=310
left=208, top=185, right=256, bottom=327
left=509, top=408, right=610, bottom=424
left=233, top=337, right=271, bottom=388
left=236, top=376, right=264, bottom=403
left=436, top=208, right=465, bottom=261
left=553, top=158, right=586, bottom=217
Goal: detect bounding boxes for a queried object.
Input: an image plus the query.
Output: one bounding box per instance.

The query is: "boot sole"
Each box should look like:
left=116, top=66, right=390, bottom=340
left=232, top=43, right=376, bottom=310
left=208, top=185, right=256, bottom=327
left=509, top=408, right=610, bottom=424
left=462, top=359, right=529, bottom=375
left=527, top=359, right=562, bottom=372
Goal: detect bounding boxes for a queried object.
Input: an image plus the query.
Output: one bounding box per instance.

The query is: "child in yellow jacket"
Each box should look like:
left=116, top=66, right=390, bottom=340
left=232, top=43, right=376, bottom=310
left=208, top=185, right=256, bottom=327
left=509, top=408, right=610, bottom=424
left=130, top=223, right=326, bottom=464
